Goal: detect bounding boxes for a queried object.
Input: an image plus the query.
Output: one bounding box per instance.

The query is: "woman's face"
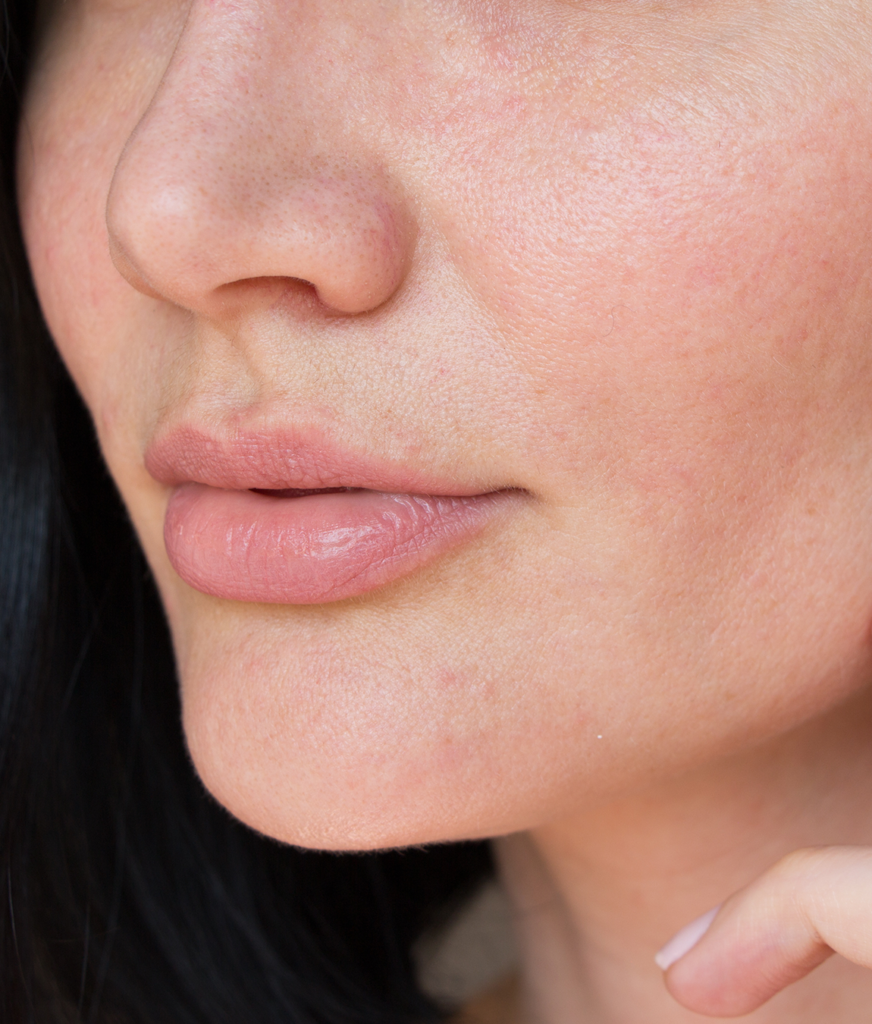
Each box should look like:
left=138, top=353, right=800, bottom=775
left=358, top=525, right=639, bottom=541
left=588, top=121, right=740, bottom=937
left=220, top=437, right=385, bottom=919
left=18, top=0, right=872, bottom=849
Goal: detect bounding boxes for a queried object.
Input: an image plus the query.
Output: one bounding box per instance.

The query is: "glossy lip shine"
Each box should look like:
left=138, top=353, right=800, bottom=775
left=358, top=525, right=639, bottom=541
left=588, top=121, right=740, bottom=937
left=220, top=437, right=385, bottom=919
left=149, top=428, right=514, bottom=604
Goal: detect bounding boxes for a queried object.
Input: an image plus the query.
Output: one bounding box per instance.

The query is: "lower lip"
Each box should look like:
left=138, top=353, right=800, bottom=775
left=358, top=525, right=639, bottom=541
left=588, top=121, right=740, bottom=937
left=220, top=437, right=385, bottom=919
left=164, top=483, right=511, bottom=604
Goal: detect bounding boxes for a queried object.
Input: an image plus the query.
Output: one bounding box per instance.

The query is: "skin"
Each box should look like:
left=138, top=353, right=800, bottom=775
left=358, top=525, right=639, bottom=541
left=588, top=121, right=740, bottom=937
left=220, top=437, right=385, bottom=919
left=16, top=0, right=872, bottom=1019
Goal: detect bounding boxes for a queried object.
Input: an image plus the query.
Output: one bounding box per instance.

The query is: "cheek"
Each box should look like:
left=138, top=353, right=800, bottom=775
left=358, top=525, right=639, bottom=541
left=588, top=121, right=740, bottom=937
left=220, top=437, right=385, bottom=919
left=19, top=142, right=119, bottom=405
left=454, top=77, right=872, bottom=502
left=19, top=130, right=176, bottom=559
left=18, top=6, right=184, bottom=439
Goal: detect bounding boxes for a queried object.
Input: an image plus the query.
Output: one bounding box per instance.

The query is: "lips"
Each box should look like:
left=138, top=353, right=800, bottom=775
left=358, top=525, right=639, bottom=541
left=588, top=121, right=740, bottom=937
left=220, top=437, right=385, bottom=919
left=148, top=427, right=515, bottom=604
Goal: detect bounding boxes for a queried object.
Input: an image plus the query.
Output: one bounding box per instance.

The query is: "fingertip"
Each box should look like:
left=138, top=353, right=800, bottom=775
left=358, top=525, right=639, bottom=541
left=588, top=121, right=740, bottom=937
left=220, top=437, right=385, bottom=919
left=662, top=917, right=833, bottom=1017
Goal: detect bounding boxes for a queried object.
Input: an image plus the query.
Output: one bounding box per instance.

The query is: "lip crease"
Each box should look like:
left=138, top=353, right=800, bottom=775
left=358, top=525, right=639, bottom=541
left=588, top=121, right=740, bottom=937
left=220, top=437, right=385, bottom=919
left=147, top=425, right=516, bottom=605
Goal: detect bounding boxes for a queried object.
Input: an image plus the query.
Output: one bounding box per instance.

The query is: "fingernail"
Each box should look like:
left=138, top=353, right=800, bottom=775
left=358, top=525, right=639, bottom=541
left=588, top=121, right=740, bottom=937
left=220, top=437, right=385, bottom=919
left=655, top=906, right=720, bottom=971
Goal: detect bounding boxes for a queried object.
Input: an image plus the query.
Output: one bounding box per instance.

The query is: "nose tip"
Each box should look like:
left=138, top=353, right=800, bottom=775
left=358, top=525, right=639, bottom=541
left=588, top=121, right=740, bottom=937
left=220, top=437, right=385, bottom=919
left=106, top=146, right=417, bottom=317
left=104, top=62, right=419, bottom=317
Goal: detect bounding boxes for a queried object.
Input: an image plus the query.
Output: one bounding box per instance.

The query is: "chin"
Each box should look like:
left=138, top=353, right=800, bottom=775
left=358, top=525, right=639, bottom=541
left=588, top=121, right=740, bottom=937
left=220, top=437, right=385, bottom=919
left=184, top=723, right=509, bottom=852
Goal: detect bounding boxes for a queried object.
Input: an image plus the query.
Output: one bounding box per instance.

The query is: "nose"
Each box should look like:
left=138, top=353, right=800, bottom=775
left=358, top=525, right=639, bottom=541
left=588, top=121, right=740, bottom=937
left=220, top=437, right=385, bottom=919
left=106, top=3, right=416, bottom=318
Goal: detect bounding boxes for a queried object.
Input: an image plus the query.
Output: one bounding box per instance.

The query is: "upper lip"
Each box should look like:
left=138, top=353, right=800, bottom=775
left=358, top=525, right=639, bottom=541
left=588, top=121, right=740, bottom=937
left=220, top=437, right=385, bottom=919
left=145, top=423, right=494, bottom=496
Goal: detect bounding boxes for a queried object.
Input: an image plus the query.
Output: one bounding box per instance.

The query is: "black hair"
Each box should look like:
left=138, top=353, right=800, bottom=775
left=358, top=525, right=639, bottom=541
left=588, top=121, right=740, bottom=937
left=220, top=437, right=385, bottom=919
left=0, top=2, right=493, bottom=1020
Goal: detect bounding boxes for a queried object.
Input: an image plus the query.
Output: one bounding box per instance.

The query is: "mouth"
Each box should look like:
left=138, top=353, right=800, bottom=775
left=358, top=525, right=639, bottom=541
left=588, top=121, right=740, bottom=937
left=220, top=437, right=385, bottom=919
left=149, top=428, right=517, bottom=605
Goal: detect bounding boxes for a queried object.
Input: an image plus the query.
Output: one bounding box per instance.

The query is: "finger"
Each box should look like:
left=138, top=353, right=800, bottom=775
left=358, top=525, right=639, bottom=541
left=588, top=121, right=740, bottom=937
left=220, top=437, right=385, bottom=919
left=658, top=846, right=872, bottom=1017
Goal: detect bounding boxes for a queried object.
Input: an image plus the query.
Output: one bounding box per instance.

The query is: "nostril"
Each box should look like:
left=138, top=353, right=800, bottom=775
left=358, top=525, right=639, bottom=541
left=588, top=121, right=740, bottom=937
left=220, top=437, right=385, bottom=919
left=210, top=274, right=371, bottom=319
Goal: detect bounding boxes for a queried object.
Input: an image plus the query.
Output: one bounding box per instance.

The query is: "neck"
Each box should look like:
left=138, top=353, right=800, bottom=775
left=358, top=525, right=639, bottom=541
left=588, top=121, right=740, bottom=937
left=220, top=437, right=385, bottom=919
left=496, top=684, right=872, bottom=1023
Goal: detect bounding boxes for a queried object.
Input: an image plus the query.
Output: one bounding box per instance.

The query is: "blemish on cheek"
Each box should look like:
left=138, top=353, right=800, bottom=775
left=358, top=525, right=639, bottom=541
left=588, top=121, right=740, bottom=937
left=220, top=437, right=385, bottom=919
left=432, top=737, right=471, bottom=773
left=437, top=668, right=466, bottom=689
